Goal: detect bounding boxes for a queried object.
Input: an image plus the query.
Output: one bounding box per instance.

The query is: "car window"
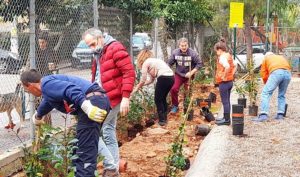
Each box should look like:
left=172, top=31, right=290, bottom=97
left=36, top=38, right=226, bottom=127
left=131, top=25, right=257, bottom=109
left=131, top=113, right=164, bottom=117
left=133, top=36, right=144, bottom=44
left=253, top=48, right=264, bottom=54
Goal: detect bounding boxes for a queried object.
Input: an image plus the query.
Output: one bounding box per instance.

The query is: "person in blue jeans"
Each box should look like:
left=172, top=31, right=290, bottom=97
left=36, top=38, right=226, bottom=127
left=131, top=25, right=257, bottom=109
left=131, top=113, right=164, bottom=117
left=20, top=69, right=110, bottom=177
left=253, top=52, right=291, bottom=122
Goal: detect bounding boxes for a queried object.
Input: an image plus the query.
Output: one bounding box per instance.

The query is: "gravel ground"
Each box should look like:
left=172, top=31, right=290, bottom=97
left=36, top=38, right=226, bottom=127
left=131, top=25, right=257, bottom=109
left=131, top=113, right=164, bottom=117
left=215, top=77, right=300, bottom=177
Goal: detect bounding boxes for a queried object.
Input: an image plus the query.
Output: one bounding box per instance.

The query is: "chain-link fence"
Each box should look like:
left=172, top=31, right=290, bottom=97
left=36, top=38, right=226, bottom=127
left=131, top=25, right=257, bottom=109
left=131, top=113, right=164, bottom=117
left=0, top=0, right=131, bottom=149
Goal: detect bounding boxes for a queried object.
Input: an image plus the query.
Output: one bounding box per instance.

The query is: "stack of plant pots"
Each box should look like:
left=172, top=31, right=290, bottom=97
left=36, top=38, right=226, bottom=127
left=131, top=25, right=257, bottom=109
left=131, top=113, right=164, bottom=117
left=232, top=104, right=244, bottom=135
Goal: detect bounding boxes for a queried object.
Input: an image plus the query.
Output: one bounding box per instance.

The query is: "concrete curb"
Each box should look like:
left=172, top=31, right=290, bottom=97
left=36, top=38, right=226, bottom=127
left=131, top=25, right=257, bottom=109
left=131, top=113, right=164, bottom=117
left=186, top=85, right=239, bottom=177
left=185, top=126, right=230, bottom=177
left=0, top=142, right=31, bottom=176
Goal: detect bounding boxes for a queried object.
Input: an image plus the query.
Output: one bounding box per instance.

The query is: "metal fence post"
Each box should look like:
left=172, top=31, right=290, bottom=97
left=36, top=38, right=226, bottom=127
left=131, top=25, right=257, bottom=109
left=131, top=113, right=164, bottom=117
left=154, top=18, right=158, bottom=58
left=93, top=0, right=98, bottom=28
left=130, top=12, right=133, bottom=63
left=29, top=0, right=36, bottom=141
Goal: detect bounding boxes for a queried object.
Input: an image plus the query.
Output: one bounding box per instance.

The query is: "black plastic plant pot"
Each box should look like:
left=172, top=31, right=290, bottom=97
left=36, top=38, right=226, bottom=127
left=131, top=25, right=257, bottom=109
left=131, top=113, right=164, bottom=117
left=204, top=112, right=215, bottom=122
left=145, top=119, right=155, bottom=127
left=232, top=104, right=244, bottom=114
left=181, top=158, right=191, bottom=171
left=204, top=99, right=212, bottom=108
left=195, top=124, right=211, bottom=136
left=195, top=98, right=204, bottom=107
left=187, top=109, right=194, bottom=121
left=200, top=106, right=209, bottom=116
left=232, top=117, right=244, bottom=135
left=133, top=123, right=144, bottom=132
left=284, top=104, right=288, bottom=117
left=238, top=98, right=247, bottom=108
left=248, top=105, right=258, bottom=116
left=208, top=92, right=217, bottom=103
left=127, top=127, right=138, bottom=138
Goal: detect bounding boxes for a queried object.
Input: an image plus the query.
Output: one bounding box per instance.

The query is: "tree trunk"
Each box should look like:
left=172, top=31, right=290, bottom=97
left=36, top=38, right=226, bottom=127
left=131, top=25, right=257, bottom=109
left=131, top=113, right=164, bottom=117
left=195, top=23, right=205, bottom=59
left=244, top=18, right=253, bottom=67
left=158, top=18, right=169, bottom=61
left=190, top=22, right=195, bottom=49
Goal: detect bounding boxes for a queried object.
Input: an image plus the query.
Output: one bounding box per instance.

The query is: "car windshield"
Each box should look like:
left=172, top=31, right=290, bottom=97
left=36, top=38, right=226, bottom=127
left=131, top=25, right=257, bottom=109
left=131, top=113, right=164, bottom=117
left=133, top=36, right=144, bottom=44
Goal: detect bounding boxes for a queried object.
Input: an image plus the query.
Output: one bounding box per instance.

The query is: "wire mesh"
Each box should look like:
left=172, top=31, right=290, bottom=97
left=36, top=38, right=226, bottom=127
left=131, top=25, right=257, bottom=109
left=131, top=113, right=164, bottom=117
left=0, top=0, right=130, bottom=153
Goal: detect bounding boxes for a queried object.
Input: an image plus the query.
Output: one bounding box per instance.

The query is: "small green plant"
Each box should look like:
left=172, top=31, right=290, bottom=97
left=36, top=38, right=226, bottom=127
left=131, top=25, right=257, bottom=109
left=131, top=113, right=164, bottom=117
left=164, top=94, right=193, bottom=177
left=245, top=58, right=259, bottom=105
left=127, top=91, right=145, bottom=124
left=164, top=123, right=187, bottom=177
left=234, top=83, right=246, bottom=98
left=13, top=114, right=78, bottom=177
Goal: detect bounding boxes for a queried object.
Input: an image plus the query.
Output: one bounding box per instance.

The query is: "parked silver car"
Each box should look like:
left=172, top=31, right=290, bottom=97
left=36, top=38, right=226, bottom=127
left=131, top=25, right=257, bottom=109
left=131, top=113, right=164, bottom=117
left=235, top=43, right=266, bottom=72
left=132, top=35, right=146, bottom=55
left=134, top=32, right=152, bottom=49
left=0, top=48, right=23, bottom=74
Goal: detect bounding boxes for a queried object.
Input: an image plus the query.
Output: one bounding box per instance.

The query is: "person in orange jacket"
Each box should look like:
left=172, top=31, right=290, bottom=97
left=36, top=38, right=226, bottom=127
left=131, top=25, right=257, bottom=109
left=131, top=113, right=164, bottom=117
left=214, top=38, right=236, bottom=125
left=253, top=52, right=291, bottom=122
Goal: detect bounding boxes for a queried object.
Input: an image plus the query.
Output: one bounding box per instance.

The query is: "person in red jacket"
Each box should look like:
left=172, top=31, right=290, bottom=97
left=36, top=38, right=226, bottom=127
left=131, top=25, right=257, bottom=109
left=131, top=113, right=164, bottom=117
left=82, top=28, right=135, bottom=176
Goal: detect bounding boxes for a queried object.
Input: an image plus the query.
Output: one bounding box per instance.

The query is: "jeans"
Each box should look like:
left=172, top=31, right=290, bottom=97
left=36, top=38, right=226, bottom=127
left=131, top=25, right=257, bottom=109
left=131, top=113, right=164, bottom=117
left=98, top=104, right=120, bottom=170
left=219, top=81, right=233, bottom=114
left=260, top=69, right=291, bottom=115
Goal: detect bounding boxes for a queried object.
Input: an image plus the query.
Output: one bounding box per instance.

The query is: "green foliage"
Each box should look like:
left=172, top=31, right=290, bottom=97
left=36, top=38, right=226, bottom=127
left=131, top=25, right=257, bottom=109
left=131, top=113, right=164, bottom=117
left=194, top=69, right=213, bottom=84
left=164, top=120, right=187, bottom=177
left=127, top=91, right=146, bottom=124
left=13, top=115, right=78, bottom=177
left=234, top=83, right=246, bottom=98
left=245, top=59, right=259, bottom=105
left=152, top=0, right=214, bottom=27
left=165, top=82, right=193, bottom=177
left=100, top=0, right=154, bottom=32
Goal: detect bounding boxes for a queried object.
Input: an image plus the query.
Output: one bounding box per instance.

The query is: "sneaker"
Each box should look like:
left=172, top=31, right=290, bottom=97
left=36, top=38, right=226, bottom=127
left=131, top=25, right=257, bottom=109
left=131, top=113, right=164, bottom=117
left=158, top=121, right=167, bottom=126
left=252, top=114, right=268, bottom=122
left=170, top=106, right=178, bottom=113
left=274, top=113, right=284, bottom=120
left=216, top=118, right=230, bottom=125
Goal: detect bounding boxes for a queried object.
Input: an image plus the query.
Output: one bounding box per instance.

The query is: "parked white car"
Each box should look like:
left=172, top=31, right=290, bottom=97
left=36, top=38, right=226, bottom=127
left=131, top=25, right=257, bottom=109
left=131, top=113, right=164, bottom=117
left=234, top=43, right=266, bottom=72
left=134, top=32, right=152, bottom=49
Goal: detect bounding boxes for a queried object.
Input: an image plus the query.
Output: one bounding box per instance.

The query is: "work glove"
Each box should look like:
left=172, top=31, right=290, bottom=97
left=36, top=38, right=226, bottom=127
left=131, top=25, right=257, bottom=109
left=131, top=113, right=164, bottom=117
left=32, top=112, right=45, bottom=126
left=81, top=100, right=107, bottom=123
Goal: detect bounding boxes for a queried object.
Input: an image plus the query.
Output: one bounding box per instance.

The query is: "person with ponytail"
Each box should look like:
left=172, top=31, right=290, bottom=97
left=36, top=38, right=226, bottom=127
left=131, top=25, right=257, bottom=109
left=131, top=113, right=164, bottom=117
left=132, top=50, right=174, bottom=126
left=214, top=38, right=236, bottom=125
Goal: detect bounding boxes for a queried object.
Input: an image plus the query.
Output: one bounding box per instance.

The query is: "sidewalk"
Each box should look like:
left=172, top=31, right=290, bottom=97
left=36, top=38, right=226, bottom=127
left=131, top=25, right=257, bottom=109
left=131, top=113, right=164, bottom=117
left=187, top=77, right=300, bottom=177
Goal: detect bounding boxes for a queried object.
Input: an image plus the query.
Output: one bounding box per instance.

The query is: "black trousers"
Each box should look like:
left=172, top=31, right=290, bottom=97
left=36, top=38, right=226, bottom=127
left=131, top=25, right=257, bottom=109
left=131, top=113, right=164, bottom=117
left=155, top=75, right=174, bottom=121
left=75, top=94, right=110, bottom=177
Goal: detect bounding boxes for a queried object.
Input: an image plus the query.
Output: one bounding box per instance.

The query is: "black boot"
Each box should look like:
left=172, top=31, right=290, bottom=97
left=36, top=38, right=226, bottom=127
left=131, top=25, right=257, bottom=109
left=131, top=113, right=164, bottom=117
left=216, top=113, right=231, bottom=125
left=158, top=112, right=167, bottom=126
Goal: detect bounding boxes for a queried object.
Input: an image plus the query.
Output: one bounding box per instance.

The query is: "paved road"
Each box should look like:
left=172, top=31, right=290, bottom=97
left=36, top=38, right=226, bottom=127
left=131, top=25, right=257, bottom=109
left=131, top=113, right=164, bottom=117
left=0, top=67, right=91, bottom=154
